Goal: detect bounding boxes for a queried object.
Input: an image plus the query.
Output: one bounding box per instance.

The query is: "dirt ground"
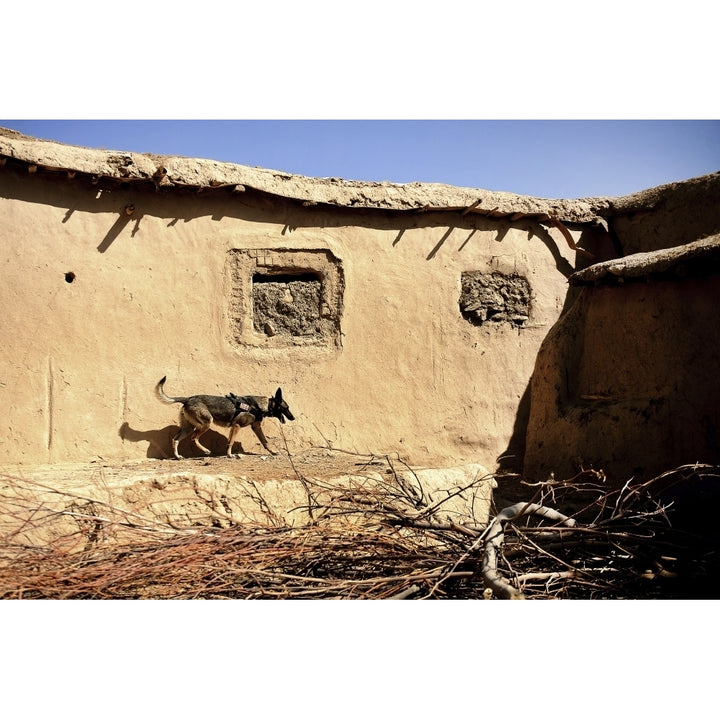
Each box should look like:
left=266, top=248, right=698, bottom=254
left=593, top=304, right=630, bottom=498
left=5, top=445, right=401, bottom=490
left=5, top=446, right=529, bottom=511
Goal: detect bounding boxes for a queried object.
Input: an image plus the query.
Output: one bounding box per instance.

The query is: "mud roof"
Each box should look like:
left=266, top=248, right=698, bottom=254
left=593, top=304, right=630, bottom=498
left=570, top=233, right=720, bottom=285
left=1, top=126, right=718, bottom=229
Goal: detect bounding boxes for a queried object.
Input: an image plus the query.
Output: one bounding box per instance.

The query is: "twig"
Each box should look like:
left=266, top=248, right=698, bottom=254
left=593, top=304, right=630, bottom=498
left=280, top=427, right=318, bottom=521
left=514, top=570, right=577, bottom=583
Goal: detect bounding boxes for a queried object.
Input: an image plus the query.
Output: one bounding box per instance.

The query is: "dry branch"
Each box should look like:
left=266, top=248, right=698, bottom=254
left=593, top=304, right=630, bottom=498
left=481, top=502, right=577, bottom=599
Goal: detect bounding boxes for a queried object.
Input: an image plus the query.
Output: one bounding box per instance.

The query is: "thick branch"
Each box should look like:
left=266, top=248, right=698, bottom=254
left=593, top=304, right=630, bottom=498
left=482, top=502, right=577, bottom=599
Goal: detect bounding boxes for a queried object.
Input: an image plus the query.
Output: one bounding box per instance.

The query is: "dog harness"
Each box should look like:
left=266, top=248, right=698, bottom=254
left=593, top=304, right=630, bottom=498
left=226, top=393, right=266, bottom=424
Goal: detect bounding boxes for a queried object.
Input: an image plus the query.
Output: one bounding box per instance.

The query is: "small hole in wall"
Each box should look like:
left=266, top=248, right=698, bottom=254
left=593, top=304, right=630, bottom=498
left=65, top=271, right=76, bottom=284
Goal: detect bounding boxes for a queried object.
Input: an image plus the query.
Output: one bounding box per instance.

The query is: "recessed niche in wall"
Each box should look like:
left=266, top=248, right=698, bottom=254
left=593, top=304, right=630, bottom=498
left=228, top=248, right=344, bottom=349
left=459, top=271, right=531, bottom=328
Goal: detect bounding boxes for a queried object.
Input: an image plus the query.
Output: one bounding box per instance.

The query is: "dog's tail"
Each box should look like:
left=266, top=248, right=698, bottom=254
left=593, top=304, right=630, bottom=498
left=155, top=376, right=186, bottom=405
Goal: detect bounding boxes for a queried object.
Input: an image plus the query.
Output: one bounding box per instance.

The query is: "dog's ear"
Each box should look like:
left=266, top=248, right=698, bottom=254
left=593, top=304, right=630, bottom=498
left=275, top=388, right=283, bottom=402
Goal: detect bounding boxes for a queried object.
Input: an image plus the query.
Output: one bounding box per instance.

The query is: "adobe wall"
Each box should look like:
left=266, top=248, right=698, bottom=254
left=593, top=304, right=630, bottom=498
left=0, top=130, right=592, bottom=470
left=4, top=129, right=717, bottom=485
left=523, top=233, right=720, bottom=483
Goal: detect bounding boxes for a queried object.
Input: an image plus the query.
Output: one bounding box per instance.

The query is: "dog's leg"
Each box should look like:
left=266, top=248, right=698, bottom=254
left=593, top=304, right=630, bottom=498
left=173, top=406, right=213, bottom=459
left=191, top=425, right=213, bottom=456
left=172, top=422, right=197, bottom=460
left=252, top=421, right=277, bottom=455
left=226, top=424, right=241, bottom=458
left=227, top=413, right=255, bottom=457
left=171, top=432, right=183, bottom=460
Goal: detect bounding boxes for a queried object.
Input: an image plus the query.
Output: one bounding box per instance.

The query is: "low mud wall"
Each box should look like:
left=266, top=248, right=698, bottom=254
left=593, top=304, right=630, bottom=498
left=0, top=453, right=495, bottom=550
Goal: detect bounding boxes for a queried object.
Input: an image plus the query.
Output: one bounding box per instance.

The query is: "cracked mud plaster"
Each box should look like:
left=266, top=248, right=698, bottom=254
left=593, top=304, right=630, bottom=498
left=253, top=277, right=331, bottom=338
left=459, top=272, right=530, bottom=328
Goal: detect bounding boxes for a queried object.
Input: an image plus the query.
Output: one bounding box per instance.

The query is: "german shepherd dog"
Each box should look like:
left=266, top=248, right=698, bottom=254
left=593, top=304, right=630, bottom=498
left=155, top=376, right=294, bottom=459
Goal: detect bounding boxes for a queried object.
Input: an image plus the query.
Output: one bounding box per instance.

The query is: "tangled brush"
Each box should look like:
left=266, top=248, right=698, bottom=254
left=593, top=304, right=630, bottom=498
left=1, top=460, right=718, bottom=599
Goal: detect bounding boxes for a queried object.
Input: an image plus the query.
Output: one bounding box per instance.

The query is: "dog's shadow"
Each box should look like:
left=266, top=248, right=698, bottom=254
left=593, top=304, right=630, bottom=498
left=119, top=422, right=242, bottom=459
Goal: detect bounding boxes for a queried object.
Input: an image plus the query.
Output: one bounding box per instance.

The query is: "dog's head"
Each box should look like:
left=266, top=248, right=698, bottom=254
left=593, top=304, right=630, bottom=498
left=269, top=388, right=295, bottom=424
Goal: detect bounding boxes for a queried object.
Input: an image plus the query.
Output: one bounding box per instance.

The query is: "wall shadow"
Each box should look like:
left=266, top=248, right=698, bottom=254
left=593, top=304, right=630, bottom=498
left=97, top=214, right=132, bottom=253
left=496, top=382, right=532, bottom=474
left=120, top=422, right=235, bottom=459
left=0, top=167, right=589, bottom=264
left=526, top=223, right=575, bottom=279
left=494, top=226, right=616, bottom=475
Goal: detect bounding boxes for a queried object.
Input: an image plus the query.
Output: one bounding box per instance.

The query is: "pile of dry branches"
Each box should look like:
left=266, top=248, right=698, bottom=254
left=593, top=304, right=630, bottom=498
left=1, top=461, right=718, bottom=599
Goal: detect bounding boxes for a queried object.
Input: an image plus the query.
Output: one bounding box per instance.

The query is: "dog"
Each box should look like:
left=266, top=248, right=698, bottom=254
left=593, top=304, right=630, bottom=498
left=155, top=376, right=295, bottom=460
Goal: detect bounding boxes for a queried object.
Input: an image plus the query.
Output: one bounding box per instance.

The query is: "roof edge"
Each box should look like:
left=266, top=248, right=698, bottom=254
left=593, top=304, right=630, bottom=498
left=570, top=233, right=720, bottom=285
left=1, top=126, right=716, bottom=228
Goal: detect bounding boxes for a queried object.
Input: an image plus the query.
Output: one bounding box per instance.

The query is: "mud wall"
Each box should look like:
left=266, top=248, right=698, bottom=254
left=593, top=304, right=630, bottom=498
left=0, top=157, right=577, bottom=469
left=523, top=172, right=720, bottom=484
left=523, top=270, right=720, bottom=482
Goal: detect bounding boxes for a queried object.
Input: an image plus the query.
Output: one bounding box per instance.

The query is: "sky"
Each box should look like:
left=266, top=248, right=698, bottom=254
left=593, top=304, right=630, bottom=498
left=1, top=119, right=718, bottom=200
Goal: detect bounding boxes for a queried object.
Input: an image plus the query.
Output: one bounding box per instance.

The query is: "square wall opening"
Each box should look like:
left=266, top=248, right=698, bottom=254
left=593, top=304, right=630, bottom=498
left=228, top=248, right=344, bottom=349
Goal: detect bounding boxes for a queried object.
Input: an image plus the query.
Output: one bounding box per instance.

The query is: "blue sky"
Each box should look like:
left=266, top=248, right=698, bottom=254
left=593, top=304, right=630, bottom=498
left=1, top=119, right=718, bottom=199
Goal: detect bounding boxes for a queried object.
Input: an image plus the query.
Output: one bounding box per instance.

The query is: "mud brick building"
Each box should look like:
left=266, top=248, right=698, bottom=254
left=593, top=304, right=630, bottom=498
left=1, top=127, right=719, bottom=483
